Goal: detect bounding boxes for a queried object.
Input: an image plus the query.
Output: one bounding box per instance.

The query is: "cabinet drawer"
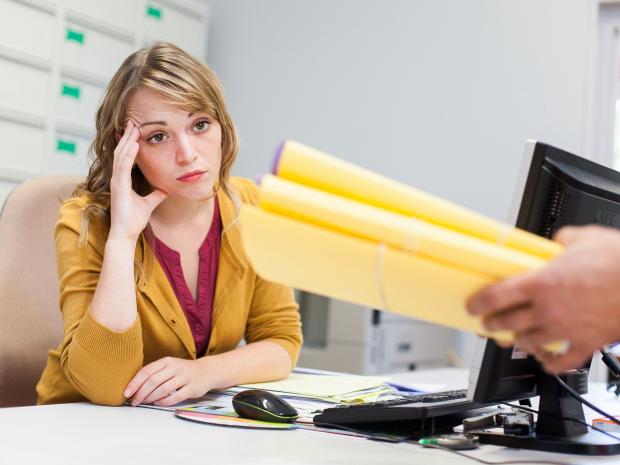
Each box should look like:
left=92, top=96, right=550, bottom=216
left=0, top=60, right=50, bottom=118
left=63, top=0, right=137, bottom=34
left=61, top=22, right=134, bottom=81
left=0, top=120, right=45, bottom=175
left=56, top=78, right=105, bottom=130
left=47, top=133, right=91, bottom=175
left=144, top=1, right=207, bottom=59
left=0, top=1, right=54, bottom=62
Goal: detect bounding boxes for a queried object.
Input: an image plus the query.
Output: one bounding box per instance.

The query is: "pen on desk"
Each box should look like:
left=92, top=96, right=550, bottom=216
left=386, top=381, right=423, bottom=393
left=419, top=434, right=479, bottom=450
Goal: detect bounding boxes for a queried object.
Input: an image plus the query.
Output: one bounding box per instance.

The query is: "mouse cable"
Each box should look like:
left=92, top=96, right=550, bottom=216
left=316, top=419, right=571, bottom=465
left=553, top=374, right=620, bottom=426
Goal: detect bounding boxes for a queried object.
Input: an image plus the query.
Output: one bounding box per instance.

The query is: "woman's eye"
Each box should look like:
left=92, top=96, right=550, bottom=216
left=195, top=120, right=209, bottom=131
left=148, top=133, right=166, bottom=144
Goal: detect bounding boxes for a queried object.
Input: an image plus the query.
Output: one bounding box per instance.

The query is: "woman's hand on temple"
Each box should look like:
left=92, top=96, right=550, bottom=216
left=108, top=119, right=167, bottom=242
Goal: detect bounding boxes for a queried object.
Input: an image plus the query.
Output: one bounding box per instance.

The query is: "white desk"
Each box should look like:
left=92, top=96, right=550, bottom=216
left=1, top=368, right=620, bottom=465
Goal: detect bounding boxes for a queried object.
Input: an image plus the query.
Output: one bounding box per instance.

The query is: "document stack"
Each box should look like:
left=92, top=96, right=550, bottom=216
left=240, top=141, right=564, bottom=345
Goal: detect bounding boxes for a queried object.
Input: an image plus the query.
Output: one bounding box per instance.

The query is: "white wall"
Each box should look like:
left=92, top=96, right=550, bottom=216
left=205, top=0, right=599, bottom=365
left=206, top=0, right=596, bottom=220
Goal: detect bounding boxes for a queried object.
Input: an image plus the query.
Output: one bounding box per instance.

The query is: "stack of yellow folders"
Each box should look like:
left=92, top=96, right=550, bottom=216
left=240, top=141, right=564, bottom=345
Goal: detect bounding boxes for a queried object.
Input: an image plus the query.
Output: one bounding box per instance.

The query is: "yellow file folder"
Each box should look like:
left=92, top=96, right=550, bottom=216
left=273, top=140, right=562, bottom=259
left=259, top=175, right=546, bottom=279
left=241, top=205, right=515, bottom=344
left=242, top=140, right=566, bottom=350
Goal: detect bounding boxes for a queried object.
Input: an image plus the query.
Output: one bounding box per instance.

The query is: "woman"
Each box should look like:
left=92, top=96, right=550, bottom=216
left=36, top=42, right=302, bottom=407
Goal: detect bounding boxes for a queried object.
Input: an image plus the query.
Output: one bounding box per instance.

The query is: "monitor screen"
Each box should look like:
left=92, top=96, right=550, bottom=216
left=466, top=141, right=620, bottom=454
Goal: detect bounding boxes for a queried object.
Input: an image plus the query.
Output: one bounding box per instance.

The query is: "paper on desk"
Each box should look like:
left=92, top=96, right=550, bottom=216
left=137, top=392, right=234, bottom=412
left=238, top=373, right=390, bottom=399
left=273, top=140, right=562, bottom=259
left=259, top=175, right=547, bottom=279
left=240, top=205, right=514, bottom=343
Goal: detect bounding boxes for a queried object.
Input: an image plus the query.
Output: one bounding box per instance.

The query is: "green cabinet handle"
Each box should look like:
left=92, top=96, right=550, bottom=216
left=61, top=84, right=81, bottom=99
left=146, top=5, right=163, bottom=20
left=66, top=28, right=85, bottom=44
left=56, top=140, right=77, bottom=155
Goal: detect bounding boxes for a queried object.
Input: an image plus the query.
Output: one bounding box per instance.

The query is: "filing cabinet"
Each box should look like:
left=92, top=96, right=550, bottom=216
left=0, top=0, right=55, bottom=63
left=56, top=77, right=105, bottom=131
left=0, top=0, right=209, bottom=206
left=46, top=132, right=91, bottom=175
left=0, top=60, right=50, bottom=118
left=143, top=0, right=207, bottom=59
left=63, top=0, right=137, bottom=35
left=0, top=120, right=45, bottom=178
left=61, top=22, right=134, bottom=83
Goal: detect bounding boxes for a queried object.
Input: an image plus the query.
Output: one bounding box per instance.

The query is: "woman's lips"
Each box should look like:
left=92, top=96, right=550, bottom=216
left=177, top=171, right=206, bottom=183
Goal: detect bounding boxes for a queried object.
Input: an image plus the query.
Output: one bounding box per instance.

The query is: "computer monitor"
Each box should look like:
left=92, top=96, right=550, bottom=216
left=467, top=140, right=620, bottom=454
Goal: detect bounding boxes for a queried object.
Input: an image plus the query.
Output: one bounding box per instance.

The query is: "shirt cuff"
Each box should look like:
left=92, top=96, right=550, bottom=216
left=74, top=308, right=143, bottom=362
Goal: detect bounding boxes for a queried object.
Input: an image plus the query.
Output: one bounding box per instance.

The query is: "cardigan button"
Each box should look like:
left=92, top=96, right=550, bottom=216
left=170, top=318, right=177, bottom=325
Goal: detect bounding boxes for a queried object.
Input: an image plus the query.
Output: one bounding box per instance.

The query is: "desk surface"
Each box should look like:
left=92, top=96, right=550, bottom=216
left=1, top=368, right=619, bottom=465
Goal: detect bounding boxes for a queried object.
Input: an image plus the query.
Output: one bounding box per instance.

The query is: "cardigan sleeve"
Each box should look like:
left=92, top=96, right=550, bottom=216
left=54, top=199, right=144, bottom=406
left=244, top=275, right=303, bottom=366
left=232, top=178, right=303, bottom=365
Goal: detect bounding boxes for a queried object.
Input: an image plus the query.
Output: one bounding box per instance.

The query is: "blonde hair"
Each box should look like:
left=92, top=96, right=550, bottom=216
left=76, top=42, right=239, bottom=244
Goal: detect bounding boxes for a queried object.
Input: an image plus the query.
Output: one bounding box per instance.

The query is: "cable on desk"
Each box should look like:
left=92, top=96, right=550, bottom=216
left=500, top=402, right=619, bottom=441
left=553, top=374, right=620, bottom=427
left=311, top=420, right=411, bottom=443
left=316, top=420, right=572, bottom=465
left=415, top=443, right=571, bottom=465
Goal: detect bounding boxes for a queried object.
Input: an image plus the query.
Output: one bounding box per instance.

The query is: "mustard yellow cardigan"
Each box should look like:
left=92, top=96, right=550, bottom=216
left=36, top=177, right=302, bottom=406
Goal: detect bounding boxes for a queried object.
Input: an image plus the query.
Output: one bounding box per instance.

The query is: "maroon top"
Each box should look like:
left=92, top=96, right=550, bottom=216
left=144, top=198, right=221, bottom=357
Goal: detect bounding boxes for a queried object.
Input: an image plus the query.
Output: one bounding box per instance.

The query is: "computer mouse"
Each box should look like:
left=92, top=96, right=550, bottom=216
left=232, top=389, right=298, bottom=423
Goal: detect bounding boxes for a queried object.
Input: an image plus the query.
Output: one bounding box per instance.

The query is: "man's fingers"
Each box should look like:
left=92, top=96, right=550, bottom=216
left=514, top=328, right=561, bottom=353
left=554, top=225, right=608, bottom=246
left=537, top=345, right=591, bottom=374
left=482, top=305, right=538, bottom=333
left=467, top=272, right=535, bottom=317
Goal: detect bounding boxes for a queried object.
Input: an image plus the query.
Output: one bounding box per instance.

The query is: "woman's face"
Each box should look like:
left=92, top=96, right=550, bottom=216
left=125, top=87, right=222, bottom=200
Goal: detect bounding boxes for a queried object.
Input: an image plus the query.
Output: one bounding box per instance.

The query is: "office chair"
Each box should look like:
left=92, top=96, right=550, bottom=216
left=0, top=176, right=82, bottom=407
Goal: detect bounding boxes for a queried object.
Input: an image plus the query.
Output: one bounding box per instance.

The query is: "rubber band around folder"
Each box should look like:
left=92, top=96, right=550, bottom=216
left=401, top=227, right=420, bottom=254
left=374, top=243, right=391, bottom=311
left=497, top=224, right=511, bottom=246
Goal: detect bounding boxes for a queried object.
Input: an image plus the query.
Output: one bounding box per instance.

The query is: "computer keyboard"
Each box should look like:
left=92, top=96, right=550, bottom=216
left=313, top=388, right=481, bottom=427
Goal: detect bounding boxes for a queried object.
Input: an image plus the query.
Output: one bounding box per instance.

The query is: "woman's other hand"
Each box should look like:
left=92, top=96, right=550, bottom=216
left=124, top=356, right=213, bottom=407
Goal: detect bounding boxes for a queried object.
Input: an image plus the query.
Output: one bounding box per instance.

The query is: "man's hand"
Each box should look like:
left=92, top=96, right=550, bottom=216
left=467, top=225, right=620, bottom=373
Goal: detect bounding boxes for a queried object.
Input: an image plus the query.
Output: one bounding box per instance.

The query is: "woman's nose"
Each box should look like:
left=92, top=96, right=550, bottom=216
left=175, top=135, right=197, bottom=165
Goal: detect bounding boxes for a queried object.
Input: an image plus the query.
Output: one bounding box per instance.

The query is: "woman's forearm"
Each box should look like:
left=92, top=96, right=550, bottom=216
left=200, top=340, right=293, bottom=389
left=90, top=237, right=139, bottom=331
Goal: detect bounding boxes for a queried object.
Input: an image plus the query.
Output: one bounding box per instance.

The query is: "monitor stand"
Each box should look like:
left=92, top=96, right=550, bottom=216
left=475, top=373, right=620, bottom=455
